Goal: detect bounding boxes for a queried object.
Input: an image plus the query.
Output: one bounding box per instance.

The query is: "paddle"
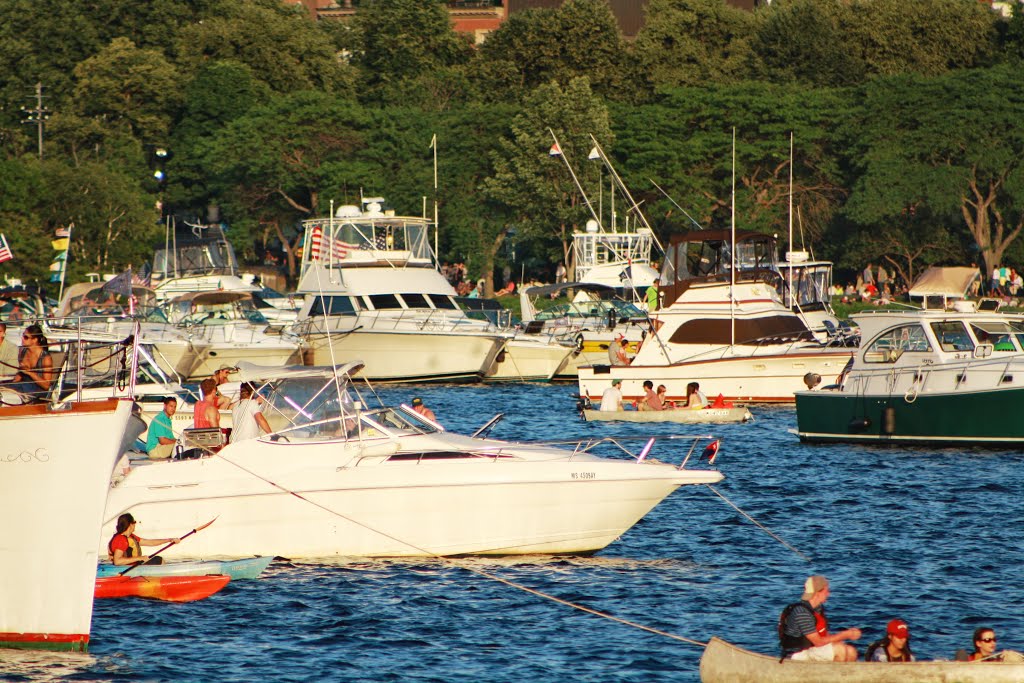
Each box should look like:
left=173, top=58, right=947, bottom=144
left=118, top=517, right=218, bottom=576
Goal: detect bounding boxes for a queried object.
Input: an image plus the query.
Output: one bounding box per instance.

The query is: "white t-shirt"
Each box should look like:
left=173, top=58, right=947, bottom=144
left=599, top=386, right=623, bottom=411
left=231, top=398, right=264, bottom=442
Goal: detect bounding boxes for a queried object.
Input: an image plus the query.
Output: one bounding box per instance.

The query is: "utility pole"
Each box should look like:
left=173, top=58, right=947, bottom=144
left=21, top=82, right=49, bottom=160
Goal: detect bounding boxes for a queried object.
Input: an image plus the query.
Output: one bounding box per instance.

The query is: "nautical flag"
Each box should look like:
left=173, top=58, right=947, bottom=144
left=54, top=226, right=70, bottom=238
left=49, top=272, right=62, bottom=282
left=0, top=233, right=12, bottom=263
left=49, top=261, right=63, bottom=272
left=102, top=269, right=134, bottom=298
left=588, top=146, right=600, bottom=160
left=51, top=237, right=70, bottom=251
left=549, top=143, right=562, bottom=156
left=308, top=226, right=356, bottom=261
left=700, top=439, right=720, bottom=465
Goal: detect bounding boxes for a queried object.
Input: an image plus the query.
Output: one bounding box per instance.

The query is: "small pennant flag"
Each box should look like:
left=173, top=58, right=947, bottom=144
left=549, top=143, right=562, bottom=156
left=700, top=439, right=720, bottom=465
left=51, top=237, right=70, bottom=251
left=49, top=272, right=62, bottom=282
left=0, top=233, right=12, bottom=263
left=54, top=226, right=70, bottom=238
left=49, top=261, right=63, bottom=272
left=588, top=146, right=600, bottom=160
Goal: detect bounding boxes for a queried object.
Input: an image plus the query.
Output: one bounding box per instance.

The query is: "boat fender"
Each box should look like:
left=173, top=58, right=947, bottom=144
left=357, top=441, right=400, bottom=459
left=882, top=406, right=896, bottom=435
left=848, top=417, right=871, bottom=432
left=574, top=333, right=584, bottom=352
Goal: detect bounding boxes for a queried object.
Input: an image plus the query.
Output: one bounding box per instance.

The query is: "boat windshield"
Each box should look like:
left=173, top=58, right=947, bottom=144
left=863, top=324, right=931, bottom=363
left=534, top=296, right=642, bottom=322
left=260, top=377, right=439, bottom=442
left=970, top=322, right=1023, bottom=352
left=930, top=321, right=974, bottom=353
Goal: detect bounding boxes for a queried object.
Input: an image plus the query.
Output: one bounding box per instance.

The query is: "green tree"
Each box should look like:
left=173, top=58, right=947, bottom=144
left=478, top=0, right=626, bottom=100
left=483, top=77, right=612, bottom=283
left=631, top=0, right=754, bottom=91
left=844, top=65, right=1024, bottom=279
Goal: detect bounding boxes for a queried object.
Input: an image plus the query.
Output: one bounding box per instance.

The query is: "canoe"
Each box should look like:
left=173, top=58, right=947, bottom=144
left=583, top=407, right=753, bottom=424
left=96, top=556, right=273, bottom=581
left=94, top=575, right=230, bottom=602
left=699, top=636, right=1024, bottom=683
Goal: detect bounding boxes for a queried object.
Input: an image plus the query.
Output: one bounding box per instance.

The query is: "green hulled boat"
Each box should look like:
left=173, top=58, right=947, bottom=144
left=795, top=307, right=1024, bottom=446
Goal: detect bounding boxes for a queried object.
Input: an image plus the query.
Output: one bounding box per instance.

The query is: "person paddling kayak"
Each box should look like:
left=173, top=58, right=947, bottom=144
left=108, top=513, right=180, bottom=566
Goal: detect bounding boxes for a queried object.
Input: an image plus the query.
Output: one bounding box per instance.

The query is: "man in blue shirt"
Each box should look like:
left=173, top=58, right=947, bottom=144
left=146, top=397, right=178, bottom=460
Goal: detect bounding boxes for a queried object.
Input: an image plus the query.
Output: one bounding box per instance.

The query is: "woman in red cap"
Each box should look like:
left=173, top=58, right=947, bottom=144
left=866, top=619, right=914, bottom=662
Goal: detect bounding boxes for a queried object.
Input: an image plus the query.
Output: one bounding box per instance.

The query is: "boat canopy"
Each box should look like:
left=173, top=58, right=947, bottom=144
left=660, top=230, right=777, bottom=285
left=58, top=282, right=158, bottom=318
left=523, top=282, right=617, bottom=299
left=908, top=267, right=981, bottom=308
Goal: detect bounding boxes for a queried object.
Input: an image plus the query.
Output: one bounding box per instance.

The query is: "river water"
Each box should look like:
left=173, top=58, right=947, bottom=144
left=5, top=383, right=1024, bottom=682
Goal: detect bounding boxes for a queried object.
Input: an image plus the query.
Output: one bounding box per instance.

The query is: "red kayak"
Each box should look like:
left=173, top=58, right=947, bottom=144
left=95, top=574, right=230, bottom=602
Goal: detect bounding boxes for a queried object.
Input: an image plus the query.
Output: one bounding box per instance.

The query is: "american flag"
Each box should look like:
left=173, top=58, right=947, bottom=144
left=309, top=226, right=356, bottom=261
left=0, top=233, right=13, bottom=263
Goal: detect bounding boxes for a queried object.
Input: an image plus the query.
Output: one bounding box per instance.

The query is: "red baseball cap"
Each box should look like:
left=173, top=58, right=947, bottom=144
left=887, top=619, right=909, bottom=638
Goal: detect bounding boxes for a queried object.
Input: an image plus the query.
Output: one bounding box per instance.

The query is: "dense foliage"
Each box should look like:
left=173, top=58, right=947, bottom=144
left=1, top=0, right=1022, bottom=294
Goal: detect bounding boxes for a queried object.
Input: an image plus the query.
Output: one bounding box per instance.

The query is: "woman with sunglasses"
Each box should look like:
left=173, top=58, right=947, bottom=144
left=956, top=627, right=1001, bottom=661
left=4, top=324, right=54, bottom=403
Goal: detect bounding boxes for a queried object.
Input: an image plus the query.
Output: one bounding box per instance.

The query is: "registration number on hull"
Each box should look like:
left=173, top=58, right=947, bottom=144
left=571, top=472, right=596, bottom=480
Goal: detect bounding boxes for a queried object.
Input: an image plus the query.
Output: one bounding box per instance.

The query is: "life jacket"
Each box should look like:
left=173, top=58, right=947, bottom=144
left=779, top=601, right=827, bottom=658
left=867, top=637, right=913, bottom=662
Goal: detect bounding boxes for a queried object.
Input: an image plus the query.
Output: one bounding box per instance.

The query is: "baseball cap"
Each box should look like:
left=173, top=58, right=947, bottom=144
left=611, top=378, right=622, bottom=386
left=411, top=397, right=423, bottom=406
left=801, top=575, right=829, bottom=600
left=216, top=364, right=237, bottom=373
left=887, top=619, right=909, bottom=638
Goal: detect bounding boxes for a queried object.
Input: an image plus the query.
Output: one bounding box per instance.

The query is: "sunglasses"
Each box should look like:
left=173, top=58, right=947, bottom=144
left=980, top=637, right=997, bottom=643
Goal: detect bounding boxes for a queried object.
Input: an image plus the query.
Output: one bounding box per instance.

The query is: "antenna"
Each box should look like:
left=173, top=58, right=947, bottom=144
left=588, top=135, right=655, bottom=236
left=649, top=178, right=706, bottom=231
left=730, top=127, right=736, bottom=348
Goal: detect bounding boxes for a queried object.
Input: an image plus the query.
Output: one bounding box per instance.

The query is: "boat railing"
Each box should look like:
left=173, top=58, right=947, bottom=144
left=839, top=353, right=1024, bottom=395
left=517, top=434, right=719, bottom=469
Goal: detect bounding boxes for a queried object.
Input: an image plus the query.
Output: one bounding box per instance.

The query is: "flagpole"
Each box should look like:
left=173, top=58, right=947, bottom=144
left=730, top=128, right=736, bottom=349
left=57, top=224, right=72, bottom=304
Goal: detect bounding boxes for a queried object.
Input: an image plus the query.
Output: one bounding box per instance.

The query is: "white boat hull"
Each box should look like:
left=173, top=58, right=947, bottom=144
left=485, top=338, right=576, bottom=382
left=0, top=400, right=134, bottom=651
left=308, top=328, right=504, bottom=383
left=578, top=351, right=852, bottom=404
left=102, top=437, right=722, bottom=559
left=186, top=342, right=301, bottom=381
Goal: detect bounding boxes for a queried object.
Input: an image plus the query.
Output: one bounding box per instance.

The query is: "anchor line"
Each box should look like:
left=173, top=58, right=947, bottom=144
left=705, top=485, right=811, bottom=562
left=211, top=450, right=710, bottom=651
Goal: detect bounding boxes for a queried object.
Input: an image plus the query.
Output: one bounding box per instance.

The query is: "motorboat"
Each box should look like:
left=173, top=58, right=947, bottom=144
left=101, top=360, right=724, bottom=559
left=699, top=637, right=1024, bottom=683
left=287, top=198, right=507, bottom=383
left=156, top=290, right=302, bottom=380
left=582, top=406, right=753, bottom=424
left=150, top=221, right=258, bottom=302
left=518, top=282, right=650, bottom=380
left=795, top=306, right=1024, bottom=445
left=0, top=332, right=144, bottom=652
left=53, top=281, right=210, bottom=380
left=577, top=230, right=852, bottom=404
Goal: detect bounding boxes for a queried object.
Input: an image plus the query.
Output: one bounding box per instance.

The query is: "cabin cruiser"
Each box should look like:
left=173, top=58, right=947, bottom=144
left=101, top=360, right=724, bottom=558
left=150, top=221, right=258, bottom=301
left=795, top=306, right=1024, bottom=445
left=156, top=291, right=302, bottom=380
left=288, top=198, right=507, bottom=383
left=577, top=230, right=852, bottom=404
left=0, top=330, right=144, bottom=652
left=518, top=283, right=649, bottom=380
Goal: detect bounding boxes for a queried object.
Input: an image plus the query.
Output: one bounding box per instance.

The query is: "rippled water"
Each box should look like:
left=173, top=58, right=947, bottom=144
left=6, top=383, right=1024, bottom=682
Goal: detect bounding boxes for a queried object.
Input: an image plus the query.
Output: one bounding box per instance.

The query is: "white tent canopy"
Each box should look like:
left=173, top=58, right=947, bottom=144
left=908, top=267, right=981, bottom=308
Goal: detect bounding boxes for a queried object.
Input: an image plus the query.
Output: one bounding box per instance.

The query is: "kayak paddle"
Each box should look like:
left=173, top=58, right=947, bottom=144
left=119, top=517, right=218, bottom=576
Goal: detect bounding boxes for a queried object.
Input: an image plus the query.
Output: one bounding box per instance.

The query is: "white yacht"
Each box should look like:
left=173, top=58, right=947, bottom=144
left=577, top=230, right=852, bottom=404
left=150, top=221, right=258, bottom=301
left=289, top=198, right=507, bottom=383
left=157, top=290, right=302, bottom=380
left=101, top=361, right=724, bottom=559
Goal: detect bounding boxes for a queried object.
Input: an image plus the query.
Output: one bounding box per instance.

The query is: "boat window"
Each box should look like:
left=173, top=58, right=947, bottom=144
left=428, top=295, right=458, bottom=310
left=864, top=324, right=930, bottom=363
left=368, top=294, right=402, bottom=310
left=386, top=452, right=487, bottom=462
left=970, top=323, right=1019, bottom=352
left=308, top=295, right=357, bottom=317
left=667, top=316, right=812, bottom=345
left=930, top=321, right=974, bottom=352
left=400, top=293, right=430, bottom=308
left=661, top=244, right=678, bottom=284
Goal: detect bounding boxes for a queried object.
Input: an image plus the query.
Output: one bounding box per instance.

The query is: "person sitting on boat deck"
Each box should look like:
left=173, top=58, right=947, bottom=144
left=0, top=322, right=19, bottom=381
left=656, top=384, right=675, bottom=409
left=683, top=382, right=708, bottom=409
left=193, top=378, right=221, bottom=429
left=4, top=324, right=54, bottom=403
left=108, top=513, right=180, bottom=566
left=599, top=378, right=624, bottom=411
left=146, top=397, right=178, bottom=460
left=231, top=382, right=272, bottom=441
left=956, top=627, right=1004, bottom=662
left=638, top=380, right=664, bottom=411
left=779, top=575, right=861, bottom=662
left=411, top=397, right=437, bottom=422
left=213, top=364, right=237, bottom=409
left=866, top=619, right=915, bottom=662
left=608, top=333, right=631, bottom=366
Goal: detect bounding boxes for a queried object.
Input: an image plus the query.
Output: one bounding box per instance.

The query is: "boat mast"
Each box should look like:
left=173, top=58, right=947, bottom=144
left=730, top=128, right=736, bottom=348
left=431, top=133, right=439, bottom=266
left=788, top=132, right=794, bottom=309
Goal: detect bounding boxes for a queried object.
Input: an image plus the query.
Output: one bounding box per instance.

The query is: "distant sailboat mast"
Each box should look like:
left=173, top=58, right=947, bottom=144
left=787, top=132, right=794, bottom=309
left=730, top=127, right=736, bottom=348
